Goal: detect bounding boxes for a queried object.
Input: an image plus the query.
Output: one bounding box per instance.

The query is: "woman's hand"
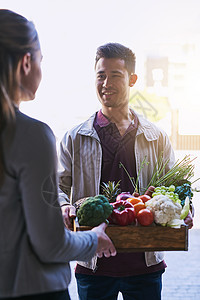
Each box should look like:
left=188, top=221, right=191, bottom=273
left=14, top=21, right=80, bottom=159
left=92, top=223, right=117, bottom=258
left=61, top=205, right=76, bottom=230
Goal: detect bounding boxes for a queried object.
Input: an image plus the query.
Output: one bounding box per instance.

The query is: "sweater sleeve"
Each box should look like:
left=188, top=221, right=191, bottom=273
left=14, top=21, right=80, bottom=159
left=15, top=119, right=97, bottom=263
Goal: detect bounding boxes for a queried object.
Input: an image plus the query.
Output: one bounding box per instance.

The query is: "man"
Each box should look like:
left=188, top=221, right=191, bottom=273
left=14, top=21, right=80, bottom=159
left=59, top=43, right=193, bottom=300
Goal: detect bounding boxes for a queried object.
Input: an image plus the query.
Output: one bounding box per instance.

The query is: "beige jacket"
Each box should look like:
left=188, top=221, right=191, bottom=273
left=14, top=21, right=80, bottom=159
left=59, top=111, right=175, bottom=270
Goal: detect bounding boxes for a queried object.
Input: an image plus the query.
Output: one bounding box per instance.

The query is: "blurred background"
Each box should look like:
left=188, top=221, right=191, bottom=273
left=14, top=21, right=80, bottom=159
left=1, top=0, right=200, bottom=188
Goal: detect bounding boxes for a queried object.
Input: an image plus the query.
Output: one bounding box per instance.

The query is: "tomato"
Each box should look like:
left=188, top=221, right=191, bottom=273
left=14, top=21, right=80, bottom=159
left=137, top=209, right=154, bottom=226
left=138, top=194, right=151, bottom=203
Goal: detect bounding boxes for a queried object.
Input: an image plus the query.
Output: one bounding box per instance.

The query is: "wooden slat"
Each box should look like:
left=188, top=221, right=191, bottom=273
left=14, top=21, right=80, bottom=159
left=74, top=219, right=188, bottom=252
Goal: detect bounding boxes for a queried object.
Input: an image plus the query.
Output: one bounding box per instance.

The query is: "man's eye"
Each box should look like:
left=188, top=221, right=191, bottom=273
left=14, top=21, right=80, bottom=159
left=97, top=75, right=105, bottom=79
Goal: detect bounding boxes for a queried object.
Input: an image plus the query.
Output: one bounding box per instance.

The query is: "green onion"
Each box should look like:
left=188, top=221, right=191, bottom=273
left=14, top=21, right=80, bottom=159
left=119, top=153, right=199, bottom=194
left=119, top=156, right=149, bottom=193
left=146, top=153, right=199, bottom=189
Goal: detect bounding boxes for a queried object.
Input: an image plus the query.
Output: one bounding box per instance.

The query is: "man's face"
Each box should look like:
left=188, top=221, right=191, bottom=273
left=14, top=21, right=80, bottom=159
left=95, top=57, right=131, bottom=109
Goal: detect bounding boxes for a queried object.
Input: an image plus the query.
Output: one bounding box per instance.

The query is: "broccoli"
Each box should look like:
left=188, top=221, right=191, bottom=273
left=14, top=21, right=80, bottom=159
left=77, top=195, right=113, bottom=227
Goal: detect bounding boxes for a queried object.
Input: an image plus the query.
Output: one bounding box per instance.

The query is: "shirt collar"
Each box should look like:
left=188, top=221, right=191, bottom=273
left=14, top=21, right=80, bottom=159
left=96, top=110, right=110, bottom=127
left=96, top=109, right=136, bottom=128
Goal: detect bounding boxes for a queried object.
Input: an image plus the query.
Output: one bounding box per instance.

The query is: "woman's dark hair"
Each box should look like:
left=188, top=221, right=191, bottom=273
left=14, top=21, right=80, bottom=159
left=95, top=43, right=136, bottom=75
left=0, top=9, right=40, bottom=185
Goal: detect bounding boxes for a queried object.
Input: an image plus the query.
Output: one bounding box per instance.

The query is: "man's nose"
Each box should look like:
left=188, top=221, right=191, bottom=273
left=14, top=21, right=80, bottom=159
left=102, top=76, right=112, bottom=88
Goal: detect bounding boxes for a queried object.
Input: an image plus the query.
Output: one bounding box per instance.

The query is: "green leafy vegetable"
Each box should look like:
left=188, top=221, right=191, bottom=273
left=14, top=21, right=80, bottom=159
left=175, top=183, right=193, bottom=206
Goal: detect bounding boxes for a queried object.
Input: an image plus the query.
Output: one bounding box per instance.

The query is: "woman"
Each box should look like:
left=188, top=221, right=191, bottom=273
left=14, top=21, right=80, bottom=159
left=0, top=9, right=116, bottom=300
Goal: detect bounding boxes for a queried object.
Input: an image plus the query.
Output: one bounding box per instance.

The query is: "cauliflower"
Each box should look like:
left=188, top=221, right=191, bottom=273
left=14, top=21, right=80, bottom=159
left=145, top=195, right=183, bottom=227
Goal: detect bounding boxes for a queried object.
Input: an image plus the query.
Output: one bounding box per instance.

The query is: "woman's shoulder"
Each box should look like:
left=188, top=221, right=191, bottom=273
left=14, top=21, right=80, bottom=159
left=16, top=109, right=50, bottom=129
left=2, top=109, right=57, bottom=173
left=16, top=109, right=54, bottom=137
left=14, top=109, right=56, bottom=151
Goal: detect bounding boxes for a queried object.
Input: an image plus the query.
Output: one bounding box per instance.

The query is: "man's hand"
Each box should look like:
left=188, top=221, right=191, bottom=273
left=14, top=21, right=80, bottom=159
left=184, top=210, right=193, bottom=229
left=61, top=205, right=76, bottom=230
left=92, top=223, right=117, bottom=258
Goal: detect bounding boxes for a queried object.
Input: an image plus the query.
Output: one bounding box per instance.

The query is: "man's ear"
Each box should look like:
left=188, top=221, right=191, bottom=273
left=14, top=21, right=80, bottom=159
left=129, top=73, right=137, bottom=87
left=21, top=53, right=31, bottom=75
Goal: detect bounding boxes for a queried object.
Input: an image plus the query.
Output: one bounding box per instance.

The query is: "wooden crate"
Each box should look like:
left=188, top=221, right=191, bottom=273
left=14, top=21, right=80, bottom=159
left=74, top=219, right=188, bottom=252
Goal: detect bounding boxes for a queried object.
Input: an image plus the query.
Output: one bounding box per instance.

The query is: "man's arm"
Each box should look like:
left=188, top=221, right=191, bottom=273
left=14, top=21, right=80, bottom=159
left=58, top=132, right=76, bottom=228
left=58, top=133, right=73, bottom=203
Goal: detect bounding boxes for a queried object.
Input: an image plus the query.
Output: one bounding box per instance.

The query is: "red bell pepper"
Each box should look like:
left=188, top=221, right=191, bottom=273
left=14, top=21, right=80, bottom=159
left=108, top=200, right=136, bottom=226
